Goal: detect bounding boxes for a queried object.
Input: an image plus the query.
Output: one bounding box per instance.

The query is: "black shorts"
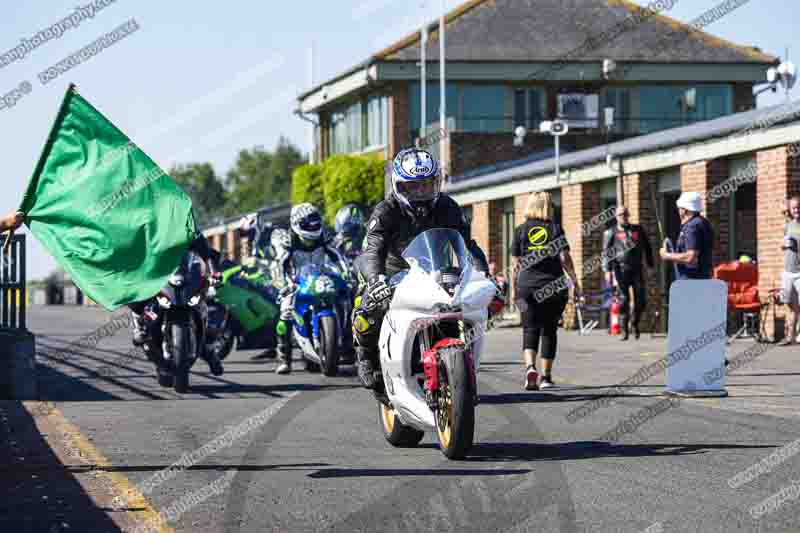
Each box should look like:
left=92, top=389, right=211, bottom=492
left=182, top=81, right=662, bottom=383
left=516, top=285, right=568, bottom=329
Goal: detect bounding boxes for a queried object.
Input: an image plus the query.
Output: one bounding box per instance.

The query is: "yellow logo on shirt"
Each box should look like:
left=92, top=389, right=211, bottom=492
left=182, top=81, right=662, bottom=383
left=527, top=226, right=549, bottom=250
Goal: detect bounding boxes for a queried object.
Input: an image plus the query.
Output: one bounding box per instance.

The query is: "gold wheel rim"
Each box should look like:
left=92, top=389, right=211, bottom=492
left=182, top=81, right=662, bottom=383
left=437, top=385, right=453, bottom=448
left=381, top=404, right=395, bottom=433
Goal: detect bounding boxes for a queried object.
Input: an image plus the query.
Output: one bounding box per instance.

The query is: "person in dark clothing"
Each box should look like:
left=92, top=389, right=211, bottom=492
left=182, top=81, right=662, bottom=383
left=129, top=232, right=224, bottom=376
left=333, top=204, right=366, bottom=261
left=512, top=191, right=581, bottom=391
left=352, top=148, right=489, bottom=391
left=660, top=192, right=714, bottom=281
left=603, top=206, right=654, bottom=340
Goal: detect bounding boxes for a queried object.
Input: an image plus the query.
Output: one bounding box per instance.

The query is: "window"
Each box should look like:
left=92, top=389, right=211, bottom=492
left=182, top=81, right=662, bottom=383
left=365, top=95, right=388, bottom=149
left=409, top=81, right=458, bottom=140
left=513, top=88, right=545, bottom=130
left=602, top=88, right=631, bottom=134
left=460, top=85, right=507, bottom=133
left=636, top=85, right=733, bottom=134
left=328, top=95, right=388, bottom=155
left=329, top=101, right=361, bottom=155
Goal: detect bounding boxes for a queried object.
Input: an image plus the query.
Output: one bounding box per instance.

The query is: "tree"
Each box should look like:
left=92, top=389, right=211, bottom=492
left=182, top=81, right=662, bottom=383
left=169, top=163, right=226, bottom=227
left=225, top=137, right=305, bottom=215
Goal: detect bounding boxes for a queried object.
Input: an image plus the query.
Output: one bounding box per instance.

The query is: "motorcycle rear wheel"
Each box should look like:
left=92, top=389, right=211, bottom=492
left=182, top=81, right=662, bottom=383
left=436, top=346, right=475, bottom=460
left=379, top=403, right=424, bottom=447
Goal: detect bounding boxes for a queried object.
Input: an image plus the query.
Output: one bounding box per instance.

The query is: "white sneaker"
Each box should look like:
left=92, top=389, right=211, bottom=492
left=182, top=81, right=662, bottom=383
left=539, top=376, right=556, bottom=389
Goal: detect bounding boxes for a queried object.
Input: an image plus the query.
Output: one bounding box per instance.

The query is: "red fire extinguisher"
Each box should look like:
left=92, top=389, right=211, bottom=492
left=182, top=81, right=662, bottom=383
left=609, top=297, right=621, bottom=335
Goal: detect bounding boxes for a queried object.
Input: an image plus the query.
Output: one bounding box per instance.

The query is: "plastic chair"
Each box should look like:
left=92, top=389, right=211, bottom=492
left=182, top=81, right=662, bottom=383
left=713, top=260, right=762, bottom=343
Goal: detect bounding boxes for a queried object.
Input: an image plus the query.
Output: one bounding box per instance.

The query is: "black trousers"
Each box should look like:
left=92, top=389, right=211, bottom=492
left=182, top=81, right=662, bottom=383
left=615, top=269, right=647, bottom=327
left=516, top=286, right=568, bottom=359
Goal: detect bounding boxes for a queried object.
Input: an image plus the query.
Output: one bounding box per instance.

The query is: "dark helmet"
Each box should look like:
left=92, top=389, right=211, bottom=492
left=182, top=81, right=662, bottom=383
left=335, top=204, right=365, bottom=238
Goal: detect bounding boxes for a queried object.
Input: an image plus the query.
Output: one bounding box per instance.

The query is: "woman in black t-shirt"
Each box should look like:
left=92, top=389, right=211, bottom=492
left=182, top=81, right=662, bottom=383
left=512, top=191, right=582, bottom=391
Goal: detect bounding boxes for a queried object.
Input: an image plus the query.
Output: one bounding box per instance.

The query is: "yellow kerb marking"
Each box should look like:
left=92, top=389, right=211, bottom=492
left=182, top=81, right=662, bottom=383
left=25, top=401, right=175, bottom=533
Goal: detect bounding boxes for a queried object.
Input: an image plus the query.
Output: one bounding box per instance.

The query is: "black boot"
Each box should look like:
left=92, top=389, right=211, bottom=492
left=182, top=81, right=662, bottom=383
left=620, top=317, right=629, bottom=341
left=131, top=311, right=149, bottom=346
left=276, top=332, right=292, bottom=375
left=355, top=346, right=378, bottom=389
left=633, top=321, right=641, bottom=340
left=204, top=350, right=224, bottom=376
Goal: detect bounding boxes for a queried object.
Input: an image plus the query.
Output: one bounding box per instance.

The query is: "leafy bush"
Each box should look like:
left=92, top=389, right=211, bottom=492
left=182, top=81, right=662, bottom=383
left=292, top=155, right=385, bottom=223
left=291, top=163, right=324, bottom=211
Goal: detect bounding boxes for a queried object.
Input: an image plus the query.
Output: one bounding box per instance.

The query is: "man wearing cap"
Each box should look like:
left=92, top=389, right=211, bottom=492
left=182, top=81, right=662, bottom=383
left=659, top=192, right=714, bottom=280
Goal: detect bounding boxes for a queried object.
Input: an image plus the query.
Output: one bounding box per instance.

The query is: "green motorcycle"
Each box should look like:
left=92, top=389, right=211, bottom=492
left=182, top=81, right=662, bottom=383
left=206, top=258, right=280, bottom=360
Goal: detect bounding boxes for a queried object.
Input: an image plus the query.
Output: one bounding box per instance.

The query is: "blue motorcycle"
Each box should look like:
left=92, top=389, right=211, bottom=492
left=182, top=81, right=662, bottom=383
left=291, top=262, right=354, bottom=376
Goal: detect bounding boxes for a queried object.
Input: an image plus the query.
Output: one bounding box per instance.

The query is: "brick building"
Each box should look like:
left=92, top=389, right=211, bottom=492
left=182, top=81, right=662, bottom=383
left=296, top=0, right=775, bottom=178
left=450, top=103, right=800, bottom=338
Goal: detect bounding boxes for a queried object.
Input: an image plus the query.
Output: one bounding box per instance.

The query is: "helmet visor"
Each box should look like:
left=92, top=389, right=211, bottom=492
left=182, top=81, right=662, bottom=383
left=299, top=214, right=322, bottom=233
left=396, top=176, right=439, bottom=204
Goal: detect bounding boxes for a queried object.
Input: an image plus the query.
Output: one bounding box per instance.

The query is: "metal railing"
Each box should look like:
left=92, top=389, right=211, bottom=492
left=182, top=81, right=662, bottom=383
left=1, top=234, right=26, bottom=330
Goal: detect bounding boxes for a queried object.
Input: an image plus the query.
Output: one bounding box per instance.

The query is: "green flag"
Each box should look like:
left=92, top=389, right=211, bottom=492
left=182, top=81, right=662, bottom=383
left=21, top=84, right=196, bottom=311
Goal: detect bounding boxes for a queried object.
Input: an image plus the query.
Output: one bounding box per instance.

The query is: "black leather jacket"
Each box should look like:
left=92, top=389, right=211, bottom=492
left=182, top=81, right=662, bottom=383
left=359, top=194, right=489, bottom=282
left=603, top=223, right=654, bottom=277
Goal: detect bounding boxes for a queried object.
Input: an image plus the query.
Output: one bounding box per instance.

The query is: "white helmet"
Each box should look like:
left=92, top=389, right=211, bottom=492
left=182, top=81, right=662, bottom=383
left=391, top=148, right=442, bottom=218
left=290, top=203, right=323, bottom=245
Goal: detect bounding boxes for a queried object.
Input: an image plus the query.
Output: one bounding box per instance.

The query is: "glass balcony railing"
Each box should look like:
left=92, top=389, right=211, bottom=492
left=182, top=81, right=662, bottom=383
left=410, top=113, right=728, bottom=140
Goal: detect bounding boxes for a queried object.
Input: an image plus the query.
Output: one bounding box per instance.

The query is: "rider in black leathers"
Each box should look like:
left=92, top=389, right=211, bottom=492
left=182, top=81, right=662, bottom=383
left=129, top=232, right=225, bottom=375
left=352, top=148, right=489, bottom=391
left=603, top=206, right=654, bottom=340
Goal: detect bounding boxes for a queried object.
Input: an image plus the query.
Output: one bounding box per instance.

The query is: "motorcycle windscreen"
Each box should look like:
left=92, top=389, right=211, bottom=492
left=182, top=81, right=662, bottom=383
left=400, top=228, right=471, bottom=277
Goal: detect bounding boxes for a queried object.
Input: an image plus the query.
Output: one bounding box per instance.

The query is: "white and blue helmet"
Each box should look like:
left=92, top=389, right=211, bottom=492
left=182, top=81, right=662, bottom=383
left=391, top=148, right=442, bottom=217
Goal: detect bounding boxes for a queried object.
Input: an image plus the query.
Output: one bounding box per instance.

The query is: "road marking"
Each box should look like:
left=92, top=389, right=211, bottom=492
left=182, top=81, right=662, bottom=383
left=25, top=401, right=175, bottom=533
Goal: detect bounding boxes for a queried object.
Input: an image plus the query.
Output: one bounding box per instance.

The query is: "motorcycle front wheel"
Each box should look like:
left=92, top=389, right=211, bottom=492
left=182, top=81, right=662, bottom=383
left=171, top=324, right=194, bottom=394
left=379, top=403, right=424, bottom=447
left=436, top=346, right=475, bottom=460
left=319, top=315, right=339, bottom=377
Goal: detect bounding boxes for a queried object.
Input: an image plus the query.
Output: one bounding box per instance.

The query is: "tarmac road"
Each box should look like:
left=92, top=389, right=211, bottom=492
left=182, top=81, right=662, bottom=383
left=12, top=305, right=800, bottom=533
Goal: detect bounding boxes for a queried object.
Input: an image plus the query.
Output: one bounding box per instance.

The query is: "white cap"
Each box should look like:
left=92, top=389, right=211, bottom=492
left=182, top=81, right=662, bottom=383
left=676, top=192, right=702, bottom=213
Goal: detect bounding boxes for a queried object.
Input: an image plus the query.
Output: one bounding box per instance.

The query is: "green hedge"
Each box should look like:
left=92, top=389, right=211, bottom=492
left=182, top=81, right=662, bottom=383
left=291, top=155, right=384, bottom=224
left=291, top=163, right=324, bottom=212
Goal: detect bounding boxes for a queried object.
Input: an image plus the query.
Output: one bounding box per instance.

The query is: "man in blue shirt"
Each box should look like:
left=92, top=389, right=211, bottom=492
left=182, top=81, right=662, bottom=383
left=659, top=192, right=714, bottom=280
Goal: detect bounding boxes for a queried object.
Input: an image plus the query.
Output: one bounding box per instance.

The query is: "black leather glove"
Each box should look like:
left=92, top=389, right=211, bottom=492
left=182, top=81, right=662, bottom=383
left=365, top=275, right=392, bottom=310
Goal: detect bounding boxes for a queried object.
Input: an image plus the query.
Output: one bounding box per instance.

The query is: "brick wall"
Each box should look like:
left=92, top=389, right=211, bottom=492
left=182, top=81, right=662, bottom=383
left=488, top=200, right=505, bottom=270
left=388, top=83, right=409, bottom=162
left=470, top=201, right=490, bottom=258
left=560, top=181, right=603, bottom=329
left=757, top=146, right=800, bottom=339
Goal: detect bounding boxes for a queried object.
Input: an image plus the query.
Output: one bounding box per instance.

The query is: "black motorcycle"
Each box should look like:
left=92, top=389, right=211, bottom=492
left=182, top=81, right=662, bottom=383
left=140, top=250, right=210, bottom=393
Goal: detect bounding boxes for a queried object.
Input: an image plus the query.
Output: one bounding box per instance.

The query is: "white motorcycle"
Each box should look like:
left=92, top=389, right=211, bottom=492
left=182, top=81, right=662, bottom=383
left=375, top=229, right=496, bottom=459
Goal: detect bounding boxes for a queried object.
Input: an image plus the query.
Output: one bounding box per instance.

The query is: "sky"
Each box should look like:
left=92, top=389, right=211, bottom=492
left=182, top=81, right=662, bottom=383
left=1, top=0, right=797, bottom=280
